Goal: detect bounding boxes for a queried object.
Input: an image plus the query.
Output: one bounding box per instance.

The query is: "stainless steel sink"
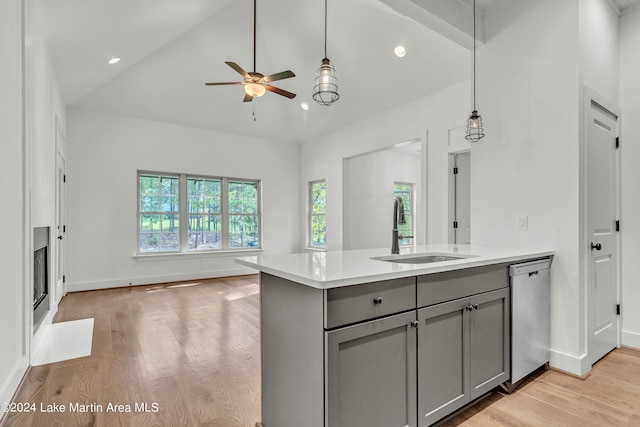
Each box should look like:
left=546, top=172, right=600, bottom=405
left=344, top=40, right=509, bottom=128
left=371, top=253, right=476, bottom=264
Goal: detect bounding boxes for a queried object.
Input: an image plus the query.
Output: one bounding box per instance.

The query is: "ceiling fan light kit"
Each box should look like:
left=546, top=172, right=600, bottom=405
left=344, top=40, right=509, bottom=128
left=204, top=0, right=296, bottom=103
left=465, top=0, right=485, bottom=143
left=313, top=0, right=339, bottom=106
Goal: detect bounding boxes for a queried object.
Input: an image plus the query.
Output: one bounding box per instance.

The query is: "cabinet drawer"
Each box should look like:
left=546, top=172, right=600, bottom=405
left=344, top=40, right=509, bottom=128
left=325, top=277, right=416, bottom=329
left=417, top=264, right=508, bottom=308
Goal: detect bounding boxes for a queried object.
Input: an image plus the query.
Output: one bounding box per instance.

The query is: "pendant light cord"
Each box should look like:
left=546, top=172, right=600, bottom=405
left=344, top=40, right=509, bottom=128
left=324, top=0, right=328, bottom=58
left=253, top=0, right=257, bottom=72
left=472, top=0, right=477, bottom=111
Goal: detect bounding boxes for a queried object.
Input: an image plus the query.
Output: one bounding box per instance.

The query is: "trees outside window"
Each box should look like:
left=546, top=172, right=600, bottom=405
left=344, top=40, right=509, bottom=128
left=138, top=172, right=261, bottom=253
left=309, top=180, right=327, bottom=248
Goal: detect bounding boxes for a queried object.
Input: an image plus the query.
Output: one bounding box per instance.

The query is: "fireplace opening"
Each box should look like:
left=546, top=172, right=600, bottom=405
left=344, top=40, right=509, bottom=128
left=34, top=227, right=50, bottom=331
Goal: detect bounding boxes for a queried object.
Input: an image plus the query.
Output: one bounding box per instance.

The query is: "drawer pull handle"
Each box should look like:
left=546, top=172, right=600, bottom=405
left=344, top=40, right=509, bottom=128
left=472, top=304, right=479, bottom=310
left=373, top=296, right=383, bottom=305
left=465, top=305, right=473, bottom=311
left=410, top=320, right=419, bottom=328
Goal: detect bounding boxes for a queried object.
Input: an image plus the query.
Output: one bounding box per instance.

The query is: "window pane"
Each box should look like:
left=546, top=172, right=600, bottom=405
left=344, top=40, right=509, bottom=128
left=229, top=182, right=243, bottom=197
left=139, top=214, right=179, bottom=252
left=243, top=182, right=258, bottom=198
left=311, top=181, right=326, bottom=214
left=244, top=198, right=257, bottom=214
left=311, top=215, right=326, bottom=248
left=205, top=180, right=220, bottom=197
left=229, top=215, right=259, bottom=248
left=140, top=176, right=159, bottom=194
left=188, top=214, right=221, bottom=250
left=161, top=176, right=179, bottom=195
left=140, top=195, right=158, bottom=212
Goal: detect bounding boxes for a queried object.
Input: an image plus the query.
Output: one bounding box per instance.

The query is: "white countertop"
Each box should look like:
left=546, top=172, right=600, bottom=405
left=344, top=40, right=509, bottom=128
left=235, top=244, right=554, bottom=289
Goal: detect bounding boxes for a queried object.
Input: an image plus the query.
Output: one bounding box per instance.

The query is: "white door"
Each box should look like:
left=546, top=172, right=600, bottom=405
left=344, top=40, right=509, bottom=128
left=452, top=152, right=471, bottom=244
left=55, top=152, right=66, bottom=303
left=586, top=99, right=619, bottom=365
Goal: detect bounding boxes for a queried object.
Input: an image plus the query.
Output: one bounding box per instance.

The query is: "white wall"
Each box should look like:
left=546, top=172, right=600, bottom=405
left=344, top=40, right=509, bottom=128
left=66, top=109, right=300, bottom=291
left=0, top=0, right=28, bottom=409
left=474, top=0, right=584, bottom=373
left=28, top=9, right=66, bottom=229
left=300, top=80, right=469, bottom=251
left=619, top=7, right=640, bottom=348
left=580, top=0, right=620, bottom=105
left=475, top=0, right=621, bottom=376
left=343, top=150, right=421, bottom=250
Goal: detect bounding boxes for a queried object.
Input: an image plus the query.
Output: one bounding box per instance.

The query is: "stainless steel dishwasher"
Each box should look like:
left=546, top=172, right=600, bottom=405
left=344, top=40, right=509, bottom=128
left=503, top=258, right=551, bottom=392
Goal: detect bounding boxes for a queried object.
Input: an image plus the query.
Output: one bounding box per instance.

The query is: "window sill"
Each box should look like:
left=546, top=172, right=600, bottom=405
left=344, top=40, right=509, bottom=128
left=305, top=247, right=327, bottom=252
left=134, top=248, right=264, bottom=262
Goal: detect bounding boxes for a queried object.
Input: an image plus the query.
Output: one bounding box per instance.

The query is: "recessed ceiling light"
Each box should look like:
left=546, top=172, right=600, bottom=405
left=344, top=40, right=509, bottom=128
left=394, top=45, right=407, bottom=58
left=107, top=57, right=121, bottom=65
left=301, top=103, right=309, bottom=111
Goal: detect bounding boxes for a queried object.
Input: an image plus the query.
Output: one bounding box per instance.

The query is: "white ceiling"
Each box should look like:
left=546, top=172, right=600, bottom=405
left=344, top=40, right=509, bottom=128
left=36, top=0, right=472, bottom=144
left=36, top=0, right=638, bottom=145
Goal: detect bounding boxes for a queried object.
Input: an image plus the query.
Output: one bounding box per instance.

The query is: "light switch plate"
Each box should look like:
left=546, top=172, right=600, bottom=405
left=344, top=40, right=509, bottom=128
left=518, top=215, right=528, bottom=231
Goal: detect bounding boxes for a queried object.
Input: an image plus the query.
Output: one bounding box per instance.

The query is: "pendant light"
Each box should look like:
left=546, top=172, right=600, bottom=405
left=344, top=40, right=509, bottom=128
left=465, top=0, right=485, bottom=143
left=313, top=0, right=339, bottom=106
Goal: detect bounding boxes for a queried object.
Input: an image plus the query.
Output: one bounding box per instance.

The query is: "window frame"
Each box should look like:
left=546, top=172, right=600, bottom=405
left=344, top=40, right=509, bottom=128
left=308, top=179, right=327, bottom=249
left=137, top=171, right=262, bottom=255
left=393, top=182, right=414, bottom=247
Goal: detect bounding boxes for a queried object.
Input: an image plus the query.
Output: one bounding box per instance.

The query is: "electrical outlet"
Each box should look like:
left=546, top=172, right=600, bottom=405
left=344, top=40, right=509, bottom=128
left=518, top=215, right=528, bottom=231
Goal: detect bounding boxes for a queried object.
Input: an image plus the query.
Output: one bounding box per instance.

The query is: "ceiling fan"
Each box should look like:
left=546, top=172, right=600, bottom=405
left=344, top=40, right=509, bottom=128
left=205, top=0, right=296, bottom=102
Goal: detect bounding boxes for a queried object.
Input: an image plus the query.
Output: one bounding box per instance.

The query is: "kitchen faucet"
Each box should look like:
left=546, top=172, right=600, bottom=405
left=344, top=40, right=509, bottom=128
left=392, top=196, right=413, bottom=254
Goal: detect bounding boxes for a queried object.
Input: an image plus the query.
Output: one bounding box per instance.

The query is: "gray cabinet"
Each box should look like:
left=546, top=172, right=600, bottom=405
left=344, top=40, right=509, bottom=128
left=417, top=288, right=510, bottom=426
left=259, top=264, right=512, bottom=427
left=326, top=311, right=417, bottom=427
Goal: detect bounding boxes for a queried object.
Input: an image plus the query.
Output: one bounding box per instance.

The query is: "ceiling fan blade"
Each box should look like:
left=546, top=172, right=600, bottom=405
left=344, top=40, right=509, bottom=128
left=204, top=82, right=243, bottom=86
left=263, top=70, right=295, bottom=83
left=265, top=85, right=296, bottom=99
left=226, top=61, right=250, bottom=78
left=243, top=93, right=254, bottom=102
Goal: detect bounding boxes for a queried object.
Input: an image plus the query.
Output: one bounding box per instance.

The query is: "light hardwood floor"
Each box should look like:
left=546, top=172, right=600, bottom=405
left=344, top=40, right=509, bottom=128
left=2, top=275, right=640, bottom=426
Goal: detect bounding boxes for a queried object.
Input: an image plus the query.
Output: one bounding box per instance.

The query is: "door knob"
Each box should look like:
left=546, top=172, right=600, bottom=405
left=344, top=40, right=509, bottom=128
left=591, top=242, right=602, bottom=251
left=410, top=320, right=419, bottom=328
left=57, top=236, right=63, bottom=240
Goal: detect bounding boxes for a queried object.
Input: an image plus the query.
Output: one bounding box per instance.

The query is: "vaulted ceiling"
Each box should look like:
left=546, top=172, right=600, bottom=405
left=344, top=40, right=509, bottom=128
left=36, top=0, right=639, bottom=144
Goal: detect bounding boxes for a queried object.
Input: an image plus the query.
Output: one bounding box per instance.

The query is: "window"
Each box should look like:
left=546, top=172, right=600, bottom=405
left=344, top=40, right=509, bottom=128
left=138, top=172, right=261, bottom=253
left=309, top=180, right=327, bottom=248
left=394, top=182, right=414, bottom=246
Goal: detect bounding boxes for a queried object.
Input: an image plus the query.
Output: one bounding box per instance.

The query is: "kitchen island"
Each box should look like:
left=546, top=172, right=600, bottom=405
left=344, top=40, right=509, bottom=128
left=236, top=244, right=554, bottom=427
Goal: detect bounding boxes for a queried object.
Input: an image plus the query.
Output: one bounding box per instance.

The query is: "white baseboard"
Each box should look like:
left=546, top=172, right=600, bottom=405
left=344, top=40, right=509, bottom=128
left=0, top=356, right=28, bottom=422
left=549, top=348, right=591, bottom=377
left=622, top=330, right=640, bottom=350
left=66, top=267, right=258, bottom=293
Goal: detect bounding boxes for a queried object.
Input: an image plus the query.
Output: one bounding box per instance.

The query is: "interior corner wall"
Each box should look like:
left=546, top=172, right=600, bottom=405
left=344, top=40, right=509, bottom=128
left=65, top=109, right=300, bottom=291
left=619, top=8, right=640, bottom=348
left=299, top=80, right=469, bottom=251
left=473, top=0, right=585, bottom=374
left=0, top=0, right=28, bottom=409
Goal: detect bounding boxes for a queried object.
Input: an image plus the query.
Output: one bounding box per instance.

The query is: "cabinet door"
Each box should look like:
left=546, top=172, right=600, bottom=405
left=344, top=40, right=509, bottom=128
left=469, top=287, right=510, bottom=399
left=417, top=297, right=470, bottom=427
left=326, top=311, right=417, bottom=427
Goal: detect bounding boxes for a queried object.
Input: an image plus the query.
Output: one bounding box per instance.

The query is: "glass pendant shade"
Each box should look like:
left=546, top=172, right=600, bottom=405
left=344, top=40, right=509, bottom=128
left=465, top=110, right=485, bottom=143
left=245, top=82, right=266, bottom=97
left=313, top=58, right=339, bottom=106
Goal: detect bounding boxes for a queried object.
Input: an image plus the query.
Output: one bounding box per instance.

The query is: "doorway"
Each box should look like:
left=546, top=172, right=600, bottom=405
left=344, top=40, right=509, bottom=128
left=449, top=151, right=470, bottom=244
left=55, top=121, right=67, bottom=304
left=584, top=87, right=621, bottom=366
